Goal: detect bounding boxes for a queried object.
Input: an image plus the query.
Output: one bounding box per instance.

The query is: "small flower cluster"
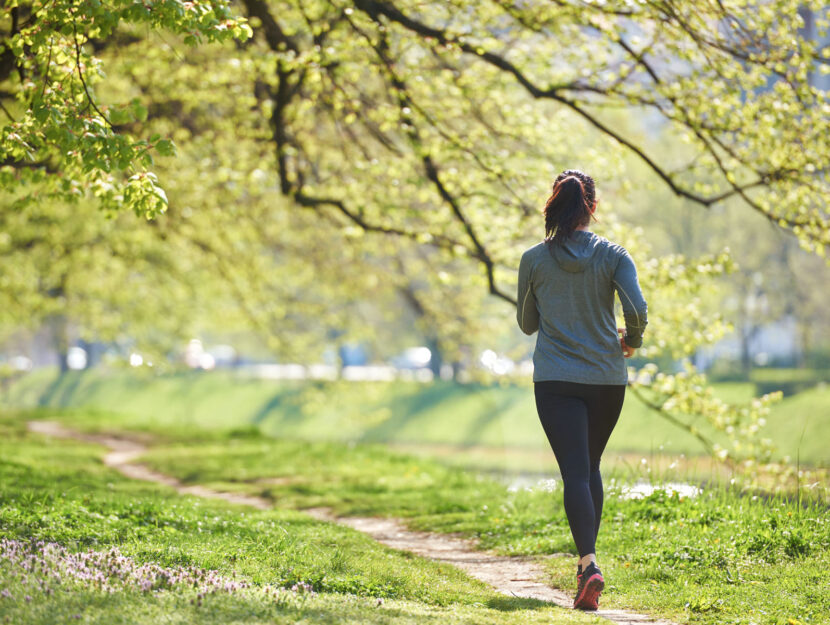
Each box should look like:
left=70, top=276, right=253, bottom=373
left=0, top=538, right=315, bottom=602
left=290, top=581, right=315, bottom=595
left=0, top=537, right=251, bottom=596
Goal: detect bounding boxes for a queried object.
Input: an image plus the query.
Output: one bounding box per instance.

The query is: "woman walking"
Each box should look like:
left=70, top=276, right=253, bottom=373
left=516, top=170, right=648, bottom=611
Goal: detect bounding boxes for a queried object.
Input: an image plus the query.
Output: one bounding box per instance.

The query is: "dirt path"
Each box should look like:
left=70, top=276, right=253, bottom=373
left=27, top=420, right=680, bottom=625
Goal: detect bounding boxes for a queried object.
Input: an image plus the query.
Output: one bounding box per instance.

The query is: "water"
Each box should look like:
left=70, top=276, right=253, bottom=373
left=615, top=480, right=702, bottom=500
left=506, top=475, right=558, bottom=493
left=504, top=475, right=703, bottom=499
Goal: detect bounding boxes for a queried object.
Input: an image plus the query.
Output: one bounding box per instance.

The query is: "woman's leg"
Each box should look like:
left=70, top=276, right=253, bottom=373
left=584, top=385, right=626, bottom=542
left=534, top=382, right=596, bottom=558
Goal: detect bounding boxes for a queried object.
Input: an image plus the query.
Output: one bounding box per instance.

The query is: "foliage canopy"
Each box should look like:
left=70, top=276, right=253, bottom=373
left=2, top=0, right=829, bottom=465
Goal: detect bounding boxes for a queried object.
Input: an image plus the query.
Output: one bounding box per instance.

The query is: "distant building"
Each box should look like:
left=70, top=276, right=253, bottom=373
left=694, top=314, right=802, bottom=371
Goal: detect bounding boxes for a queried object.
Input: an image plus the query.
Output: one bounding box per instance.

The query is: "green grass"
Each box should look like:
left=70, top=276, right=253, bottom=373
left=0, top=411, right=601, bottom=625
left=3, top=369, right=828, bottom=467
left=0, top=588, right=598, bottom=625
left=8, top=406, right=829, bottom=625
left=108, top=426, right=830, bottom=625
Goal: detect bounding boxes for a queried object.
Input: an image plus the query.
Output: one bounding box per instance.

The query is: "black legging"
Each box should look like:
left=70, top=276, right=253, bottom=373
left=534, top=380, right=625, bottom=558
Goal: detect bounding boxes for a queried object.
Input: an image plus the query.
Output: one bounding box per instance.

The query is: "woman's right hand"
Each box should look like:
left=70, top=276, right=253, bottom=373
left=618, top=328, right=636, bottom=359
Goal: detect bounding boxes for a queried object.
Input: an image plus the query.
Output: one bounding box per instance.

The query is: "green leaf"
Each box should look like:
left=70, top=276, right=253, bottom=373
left=155, top=140, right=176, bottom=157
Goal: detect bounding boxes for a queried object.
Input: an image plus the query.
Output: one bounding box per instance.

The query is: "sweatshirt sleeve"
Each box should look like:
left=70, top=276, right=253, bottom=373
left=517, top=251, right=540, bottom=335
left=613, top=250, right=648, bottom=348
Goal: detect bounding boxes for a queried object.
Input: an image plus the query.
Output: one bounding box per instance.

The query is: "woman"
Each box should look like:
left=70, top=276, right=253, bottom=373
left=516, top=169, right=648, bottom=611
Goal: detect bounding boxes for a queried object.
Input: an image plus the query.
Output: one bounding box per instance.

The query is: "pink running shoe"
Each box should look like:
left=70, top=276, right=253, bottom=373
left=573, top=562, right=604, bottom=610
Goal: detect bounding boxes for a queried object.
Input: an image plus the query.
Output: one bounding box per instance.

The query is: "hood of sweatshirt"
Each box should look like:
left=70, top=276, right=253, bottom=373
left=548, top=231, right=600, bottom=273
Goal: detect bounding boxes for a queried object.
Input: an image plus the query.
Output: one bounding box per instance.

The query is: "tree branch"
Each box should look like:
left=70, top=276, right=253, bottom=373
left=71, top=17, right=113, bottom=129
left=352, top=0, right=826, bottom=242
left=351, top=15, right=516, bottom=304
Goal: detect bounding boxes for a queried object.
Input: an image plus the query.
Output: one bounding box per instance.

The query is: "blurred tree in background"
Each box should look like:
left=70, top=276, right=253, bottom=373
left=2, top=1, right=829, bottom=466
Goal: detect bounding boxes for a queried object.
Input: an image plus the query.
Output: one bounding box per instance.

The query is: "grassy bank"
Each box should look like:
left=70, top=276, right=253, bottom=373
left=0, top=411, right=599, bottom=625
left=7, top=408, right=829, bottom=625
left=4, top=368, right=828, bottom=468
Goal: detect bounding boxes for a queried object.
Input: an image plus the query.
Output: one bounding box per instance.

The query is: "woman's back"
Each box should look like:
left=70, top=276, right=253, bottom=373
left=517, top=231, right=647, bottom=385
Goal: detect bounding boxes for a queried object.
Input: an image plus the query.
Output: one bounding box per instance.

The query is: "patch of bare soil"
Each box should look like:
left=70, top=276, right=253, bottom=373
left=26, top=420, right=679, bottom=625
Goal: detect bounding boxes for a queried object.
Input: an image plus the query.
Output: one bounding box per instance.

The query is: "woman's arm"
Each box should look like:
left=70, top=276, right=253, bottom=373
left=613, top=251, right=648, bottom=348
left=517, top=251, right=540, bottom=335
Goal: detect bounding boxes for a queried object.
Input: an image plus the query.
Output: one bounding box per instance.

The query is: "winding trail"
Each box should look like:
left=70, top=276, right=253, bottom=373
left=27, top=420, right=680, bottom=625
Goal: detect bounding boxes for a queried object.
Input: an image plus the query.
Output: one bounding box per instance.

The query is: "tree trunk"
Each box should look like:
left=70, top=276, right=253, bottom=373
left=426, top=337, right=443, bottom=379
left=51, top=314, right=69, bottom=373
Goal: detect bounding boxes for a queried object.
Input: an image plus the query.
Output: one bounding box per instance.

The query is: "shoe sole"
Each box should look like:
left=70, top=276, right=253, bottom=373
left=573, top=573, right=604, bottom=610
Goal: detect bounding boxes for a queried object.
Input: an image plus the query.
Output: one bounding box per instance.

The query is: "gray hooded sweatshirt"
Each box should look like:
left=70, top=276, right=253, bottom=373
left=516, top=231, right=648, bottom=384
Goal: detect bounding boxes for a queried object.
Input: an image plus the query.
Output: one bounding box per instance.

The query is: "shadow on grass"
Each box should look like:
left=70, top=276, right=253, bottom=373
left=486, top=595, right=555, bottom=611
left=459, top=390, right=523, bottom=449
left=251, top=386, right=310, bottom=426
left=360, top=382, right=479, bottom=444
left=37, top=371, right=83, bottom=407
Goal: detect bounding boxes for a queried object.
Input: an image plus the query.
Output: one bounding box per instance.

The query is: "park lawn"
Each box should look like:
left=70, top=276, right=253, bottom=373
left=4, top=369, right=829, bottom=467
left=0, top=411, right=601, bottom=625
left=140, top=439, right=830, bottom=625
left=17, top=408, right=830, bottom=625
left=0, top=587, right=595, bottom=625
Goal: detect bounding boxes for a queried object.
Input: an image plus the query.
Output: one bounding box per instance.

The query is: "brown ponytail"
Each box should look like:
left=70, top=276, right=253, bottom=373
left=544, top=170, right=595, bottom=246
